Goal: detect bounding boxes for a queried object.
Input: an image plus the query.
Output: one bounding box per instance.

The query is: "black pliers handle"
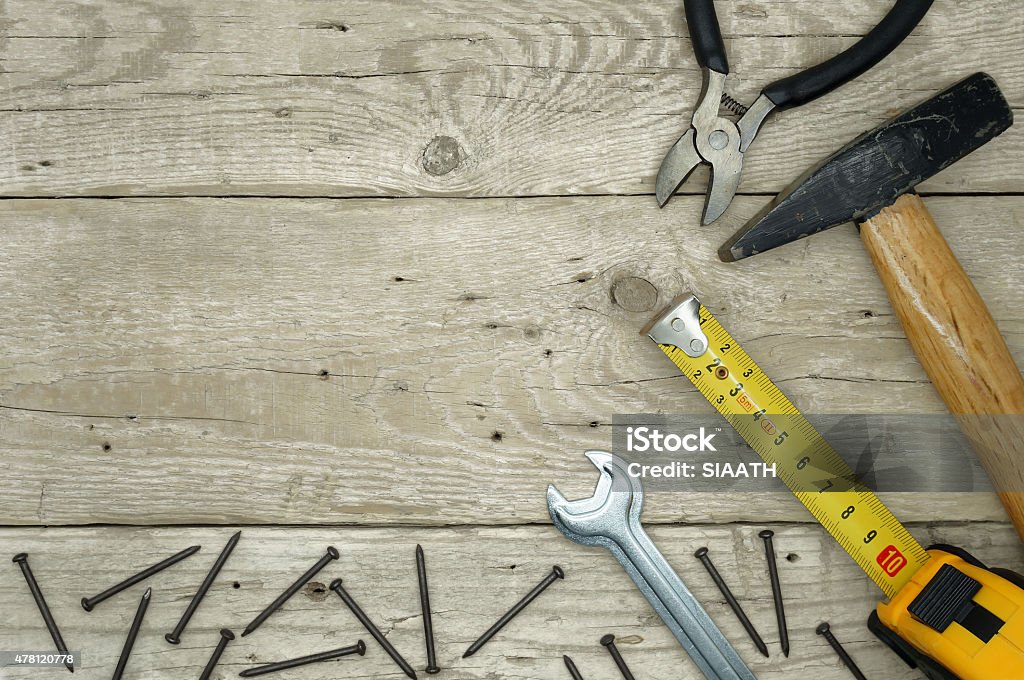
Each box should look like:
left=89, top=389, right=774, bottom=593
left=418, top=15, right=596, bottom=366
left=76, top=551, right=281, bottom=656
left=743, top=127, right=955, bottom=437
left=657, top=0, right=934, bottom=217
left=685, top=0, right=934, bottom=108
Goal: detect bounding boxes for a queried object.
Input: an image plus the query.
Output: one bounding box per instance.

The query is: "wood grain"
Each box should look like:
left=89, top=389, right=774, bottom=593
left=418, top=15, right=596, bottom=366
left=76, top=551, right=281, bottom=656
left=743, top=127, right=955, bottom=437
left=0, top=195, right=1020, bottom=526
left=1, top=524, right=1020, bottom=679
left=2, top=3, right=1023, bottom=676
left=0, top=0, right=1020, bottom=197
left=861, top=193, right=1024, bottom=538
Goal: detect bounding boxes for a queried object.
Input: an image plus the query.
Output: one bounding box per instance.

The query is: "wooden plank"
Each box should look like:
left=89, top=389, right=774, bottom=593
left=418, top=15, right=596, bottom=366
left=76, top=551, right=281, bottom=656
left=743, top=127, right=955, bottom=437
left=0, top=524, right=1020, bottom=679
left=0, top=0, right=1020, bottom=197
left=0, top=195, right=1020, bottom=525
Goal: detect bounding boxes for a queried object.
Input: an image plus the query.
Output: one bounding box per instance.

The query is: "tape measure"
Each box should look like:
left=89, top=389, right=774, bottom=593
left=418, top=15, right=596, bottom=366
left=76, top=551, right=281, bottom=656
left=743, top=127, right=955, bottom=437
left=644, top=295, right=1024, bottom=680
left=644, top=295, right=930, bottom=596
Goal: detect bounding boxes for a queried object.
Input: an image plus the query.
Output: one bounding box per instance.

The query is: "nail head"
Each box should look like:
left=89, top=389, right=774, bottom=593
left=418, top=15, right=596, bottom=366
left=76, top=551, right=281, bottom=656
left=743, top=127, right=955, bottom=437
left=12, top=553, right=28, bottom=563
left=600, top=633, right=615, bottom=647
left=694, top=547, right=709, bottom=558
left=816, top=622, right=831, bottom=635
left=759, top=529, right=775, bottom=539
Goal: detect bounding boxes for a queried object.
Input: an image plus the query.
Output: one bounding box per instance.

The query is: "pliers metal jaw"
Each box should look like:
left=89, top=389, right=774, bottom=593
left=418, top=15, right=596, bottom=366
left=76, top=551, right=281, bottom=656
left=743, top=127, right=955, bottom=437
left=657, top=68, right=775, bottom=224
left=656, top=0, right=934, bottom=223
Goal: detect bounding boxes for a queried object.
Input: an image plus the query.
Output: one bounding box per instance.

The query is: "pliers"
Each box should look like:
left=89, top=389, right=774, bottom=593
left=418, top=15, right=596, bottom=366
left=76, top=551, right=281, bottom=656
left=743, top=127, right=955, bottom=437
left=656, top=0, right=933, bottom=223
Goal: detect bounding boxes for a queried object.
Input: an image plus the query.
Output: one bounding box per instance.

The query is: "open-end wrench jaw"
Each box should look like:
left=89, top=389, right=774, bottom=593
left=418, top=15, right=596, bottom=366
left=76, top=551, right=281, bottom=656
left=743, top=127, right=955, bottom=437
left=546, top=451, right=643, bottom=550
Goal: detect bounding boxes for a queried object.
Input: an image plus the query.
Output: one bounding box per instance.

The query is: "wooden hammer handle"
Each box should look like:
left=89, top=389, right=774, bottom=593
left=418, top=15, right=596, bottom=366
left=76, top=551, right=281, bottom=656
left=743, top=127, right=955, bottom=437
left=860, top=193, right=1024, bottom=539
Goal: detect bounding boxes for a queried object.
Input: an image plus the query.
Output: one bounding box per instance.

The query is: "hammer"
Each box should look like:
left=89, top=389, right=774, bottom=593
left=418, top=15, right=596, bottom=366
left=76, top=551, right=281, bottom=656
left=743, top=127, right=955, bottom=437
left=720, top=73, right=1024, bottom=538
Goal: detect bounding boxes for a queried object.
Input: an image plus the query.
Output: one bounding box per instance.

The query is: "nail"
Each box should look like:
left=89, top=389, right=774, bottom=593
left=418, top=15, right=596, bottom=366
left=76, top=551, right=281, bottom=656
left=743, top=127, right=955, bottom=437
left=111, top=588, right=151, bottom=680
left=463, top=565, right=564, bottom=658
left=199, top=629, right=235, bottom=680
left=817, top=623, right=868, bottom=680
left=600, top=634, right=636, bottom=680
left=563, top=654, right=584, bottom=679
left=166, top=531, right=241, bottom=644
left=416, top=545, right=440, bottom=674
left=239, top=641, right=366, bottom=677
left=694, top=547, right=769, bottom=658
left=12, top=553, right=74, bottom=673
left=241, top=546, right=339, bottom=637
left=330, top=578, right=417, bottom=679
left=81, top=545, right=200, bottom=611
left=759, top=530, right=790, bottom=657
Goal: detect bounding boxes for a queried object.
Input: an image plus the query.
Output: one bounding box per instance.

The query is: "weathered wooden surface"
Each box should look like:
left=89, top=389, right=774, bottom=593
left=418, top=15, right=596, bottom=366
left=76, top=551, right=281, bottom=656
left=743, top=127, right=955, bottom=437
left=0, top=196, right=1020, bottom=526
left=1, top=525, right=1020, bottom=679
left=0, top=0, right=1020, bottom=197
left=2, top=1, right=1023, bottom=678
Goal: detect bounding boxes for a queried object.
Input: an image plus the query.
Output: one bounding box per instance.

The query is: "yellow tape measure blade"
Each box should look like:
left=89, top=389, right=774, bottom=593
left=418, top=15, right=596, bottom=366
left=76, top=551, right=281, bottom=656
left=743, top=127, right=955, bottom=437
left=646, top=295, right=929, bottom=598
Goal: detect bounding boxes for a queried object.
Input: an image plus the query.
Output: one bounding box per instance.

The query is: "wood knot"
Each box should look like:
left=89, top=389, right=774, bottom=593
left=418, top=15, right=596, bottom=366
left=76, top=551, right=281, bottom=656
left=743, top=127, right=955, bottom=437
left=422, top=136, right=462, bottom=176
left=611, top=277, right=658, bottom=313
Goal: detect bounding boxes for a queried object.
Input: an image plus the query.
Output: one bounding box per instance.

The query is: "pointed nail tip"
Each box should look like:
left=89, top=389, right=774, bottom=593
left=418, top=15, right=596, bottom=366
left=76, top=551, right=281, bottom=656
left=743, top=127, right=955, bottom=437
left=462, top=650, right=475, bottom=659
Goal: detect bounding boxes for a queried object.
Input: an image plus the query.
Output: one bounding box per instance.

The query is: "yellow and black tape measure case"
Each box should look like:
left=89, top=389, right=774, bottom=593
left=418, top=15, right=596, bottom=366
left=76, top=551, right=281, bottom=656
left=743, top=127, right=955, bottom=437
left=644, top=295, right=1024, bottom=680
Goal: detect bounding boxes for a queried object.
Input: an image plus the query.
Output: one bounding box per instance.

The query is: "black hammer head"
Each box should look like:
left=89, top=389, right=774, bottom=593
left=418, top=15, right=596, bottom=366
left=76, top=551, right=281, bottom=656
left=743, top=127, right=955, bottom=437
left=720, top=73, right=1012, bottom=262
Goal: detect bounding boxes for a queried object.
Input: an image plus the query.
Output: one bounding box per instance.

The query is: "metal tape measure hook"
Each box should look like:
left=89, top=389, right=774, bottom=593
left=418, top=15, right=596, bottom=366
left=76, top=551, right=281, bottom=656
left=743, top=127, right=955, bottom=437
left=646, top=295, right=708, bottom=357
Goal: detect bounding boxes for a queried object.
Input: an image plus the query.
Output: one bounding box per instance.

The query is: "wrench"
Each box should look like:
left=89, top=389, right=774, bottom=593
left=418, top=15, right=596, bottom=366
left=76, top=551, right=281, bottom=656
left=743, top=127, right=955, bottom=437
left=548, top=451, right=757, bottom=680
